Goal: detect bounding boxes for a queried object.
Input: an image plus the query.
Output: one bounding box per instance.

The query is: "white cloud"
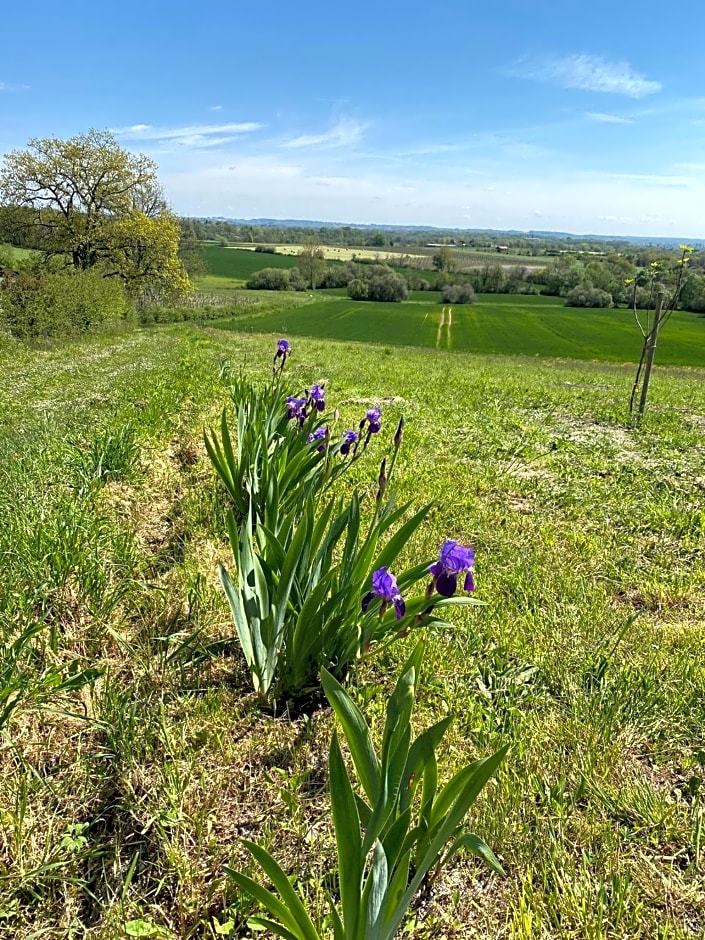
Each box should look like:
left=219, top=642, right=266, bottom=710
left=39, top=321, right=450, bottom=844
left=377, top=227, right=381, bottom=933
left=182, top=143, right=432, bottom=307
left=281, top=118, right=365, bottom=149
left=586, top=112, right=634, bottom=124
left=210, top=105, right=224, bottom=111
left=158, top=153, right=705, bottom=239
left=111, top=121, right=263, bottom=147
left=511, top=54, right=661, bottom=98
left=0, top=81, right=29, bottom=91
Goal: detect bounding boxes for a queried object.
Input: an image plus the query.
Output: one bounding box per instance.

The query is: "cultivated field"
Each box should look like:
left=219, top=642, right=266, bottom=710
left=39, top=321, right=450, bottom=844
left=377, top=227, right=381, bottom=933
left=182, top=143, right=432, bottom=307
left=227, top=243, right=429, bottom=264
left=216, top=293, right=705, bottom=367
left=1, top=324, right=704, bottom=938
left=198, top=247, right=547, bottom=292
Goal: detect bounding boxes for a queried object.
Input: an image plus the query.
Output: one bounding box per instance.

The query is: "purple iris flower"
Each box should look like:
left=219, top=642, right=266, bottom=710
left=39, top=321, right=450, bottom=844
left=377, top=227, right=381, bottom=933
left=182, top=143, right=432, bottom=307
left=307, top=384, right=326, bottom=413
left=286, top=396, right=308, bottom=426
left=340, top=429, right=359, bottom=456
left=361, top=566, right=406, bottom=620
left=307, top=426, right=328, bottom=451
left=359, top=406, right=382, bottom=447
left=273, top=339, right=290, bottom=375
left=429, top=540, right=476, bottom=598
left=365, top=407, right=382, bottom=433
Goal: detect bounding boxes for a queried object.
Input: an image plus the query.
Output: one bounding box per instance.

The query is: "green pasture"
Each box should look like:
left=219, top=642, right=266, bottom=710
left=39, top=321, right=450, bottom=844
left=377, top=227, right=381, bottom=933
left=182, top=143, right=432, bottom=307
left=202, top=245, right=302, bottom=282
left=1, top=325, right=704, bottom=937
left=215, top=293, right=705, bottom=367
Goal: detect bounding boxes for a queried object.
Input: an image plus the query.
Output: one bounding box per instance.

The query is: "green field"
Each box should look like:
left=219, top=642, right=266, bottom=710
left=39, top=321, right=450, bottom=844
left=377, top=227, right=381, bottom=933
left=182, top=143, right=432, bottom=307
left=202, top=245, right=302, bottom=281
left=215, top=293, right=705, bottom=367
left=2, top=325, right=704, bottom=937
left=199, top=245, right=427, bottom=290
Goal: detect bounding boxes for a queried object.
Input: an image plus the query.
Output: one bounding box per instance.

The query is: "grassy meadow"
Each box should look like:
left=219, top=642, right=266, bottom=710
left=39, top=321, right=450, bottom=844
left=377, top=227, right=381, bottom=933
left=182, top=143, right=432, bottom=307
left=215, top=293, right=705, bottom=367
left=0, top=242, right=35, bottom=262
left=1, top=323, right=705, bottom=938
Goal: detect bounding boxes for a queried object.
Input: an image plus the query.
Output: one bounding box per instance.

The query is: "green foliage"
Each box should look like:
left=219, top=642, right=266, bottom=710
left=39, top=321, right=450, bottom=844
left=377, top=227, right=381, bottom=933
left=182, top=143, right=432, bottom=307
left=432, top=246, right=457, bottom=273
left=226, top=642, right=506, bottom=939
left=441, top=283, right=476, bottom=304
left=347, top=265, right=408, bottom=303
left=298, top=236, right=327, bottom=289
left=219, top=488, right=476, bottom=701
left=1, top=267, right=134, bottom=340
left=565, top=283, right=613, bottom=308
left=1, top=622, right=100, bottom=732
left=0, top=130, right=190, bottom=297
left=207, top=353, right=480, bottom=702
left=3, top=326, right=705, bottom=936
left=205, top=372, right=331, bottom=527
left=246, top=267, right=293, bottom=290
left=347, top=277, right=369, bottom=300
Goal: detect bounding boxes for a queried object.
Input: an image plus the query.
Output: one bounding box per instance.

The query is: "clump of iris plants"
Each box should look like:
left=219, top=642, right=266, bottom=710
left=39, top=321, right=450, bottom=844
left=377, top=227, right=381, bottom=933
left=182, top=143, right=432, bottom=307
left=210, top=338, right=483, bottom=705
left=206, top=341, right=378, bottom=530
left=213, top=338, right=505, bottom=938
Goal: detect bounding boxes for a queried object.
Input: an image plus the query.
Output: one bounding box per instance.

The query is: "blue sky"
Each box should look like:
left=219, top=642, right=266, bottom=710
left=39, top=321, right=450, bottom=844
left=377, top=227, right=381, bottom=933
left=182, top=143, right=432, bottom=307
left=2, top=1, right=705, bottom=236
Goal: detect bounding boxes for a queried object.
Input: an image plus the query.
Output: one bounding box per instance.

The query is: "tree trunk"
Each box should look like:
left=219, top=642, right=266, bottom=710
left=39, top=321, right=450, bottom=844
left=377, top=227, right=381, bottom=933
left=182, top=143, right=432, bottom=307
left=636, top=293, right=664, bottom=419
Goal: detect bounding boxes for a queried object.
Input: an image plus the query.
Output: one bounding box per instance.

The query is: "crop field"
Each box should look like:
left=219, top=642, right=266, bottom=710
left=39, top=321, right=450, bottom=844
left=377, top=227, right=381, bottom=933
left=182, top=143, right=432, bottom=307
left=2, top=324, right=705, bottom=938
left=202, top=245, right=301, bottom=282
left=215, top=293, right=705, bottom=367
left=250, top=244, right=428, bottom=264
left=199, top=246, right=431, bottom=290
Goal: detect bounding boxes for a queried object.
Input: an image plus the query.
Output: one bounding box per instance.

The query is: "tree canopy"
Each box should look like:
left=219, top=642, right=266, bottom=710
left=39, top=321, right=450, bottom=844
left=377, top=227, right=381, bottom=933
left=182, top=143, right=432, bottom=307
left=0, top=130, right=190, bottom=297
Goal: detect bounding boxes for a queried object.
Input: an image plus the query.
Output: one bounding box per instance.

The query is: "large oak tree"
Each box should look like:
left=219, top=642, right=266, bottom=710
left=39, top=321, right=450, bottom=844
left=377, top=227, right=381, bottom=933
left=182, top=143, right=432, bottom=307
left=0, top=129, right=190, bottom=295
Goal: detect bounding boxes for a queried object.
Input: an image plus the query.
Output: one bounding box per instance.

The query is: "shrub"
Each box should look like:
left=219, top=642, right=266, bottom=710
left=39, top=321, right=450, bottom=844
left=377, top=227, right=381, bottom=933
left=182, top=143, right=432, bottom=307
left=345, top=265, right=408, bottom=302
left=287, top=266, right=307, bottom=291
left=565, top=283, right=613, bottom=308
left=442, top=283, right=476, bottom=304
left=320, top=262, right=357, bottom=289
left=347, top=277, right=369, bottom=300
left=246, top=267, right=291, bottom=290
left=1, top=268, right=133, bottom=340
left=367, top=270, right=408, bottom=302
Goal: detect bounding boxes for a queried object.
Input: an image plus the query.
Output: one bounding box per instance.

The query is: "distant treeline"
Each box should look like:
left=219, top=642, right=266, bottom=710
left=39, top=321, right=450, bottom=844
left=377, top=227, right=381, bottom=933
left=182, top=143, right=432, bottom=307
left=178, top=216, right=705, bottom=263
left=180, top=216, right=626, bottom=256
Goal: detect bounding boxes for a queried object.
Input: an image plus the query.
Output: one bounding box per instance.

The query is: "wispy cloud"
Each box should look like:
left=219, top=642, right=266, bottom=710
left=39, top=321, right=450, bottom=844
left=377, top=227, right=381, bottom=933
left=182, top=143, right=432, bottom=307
left=0, top=81, right=29, bottom=91
left=209, top=105, right=223, bottom=111
left=281, top=118, right=365, bottom=149
left=111, top=121, right=263, bottom=148
left=586, top=112, right=634, bottom=124
left=509, top=54, right=661, bottom=98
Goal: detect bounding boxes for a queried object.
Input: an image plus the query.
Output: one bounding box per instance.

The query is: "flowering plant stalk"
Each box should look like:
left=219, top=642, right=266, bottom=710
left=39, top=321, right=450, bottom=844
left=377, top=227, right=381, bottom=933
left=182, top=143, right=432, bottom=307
left=225, top=641, right=507, bottom=939
left=219, top=484, right=481, bottom=702
left=205, top=361, right=375, bottom=532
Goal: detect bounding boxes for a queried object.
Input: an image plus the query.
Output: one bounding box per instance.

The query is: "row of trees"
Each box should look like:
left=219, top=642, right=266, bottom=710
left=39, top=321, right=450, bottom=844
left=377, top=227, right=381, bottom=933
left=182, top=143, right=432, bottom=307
left=190, top=216, right=683, bottom=258
left=528, top=253, right=705, bottom=310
